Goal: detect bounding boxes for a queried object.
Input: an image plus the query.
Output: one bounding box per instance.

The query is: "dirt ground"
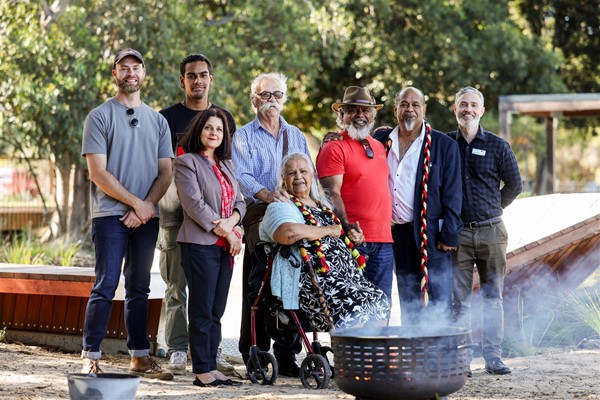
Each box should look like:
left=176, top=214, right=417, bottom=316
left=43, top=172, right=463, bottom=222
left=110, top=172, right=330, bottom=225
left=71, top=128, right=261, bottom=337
left=0, top=341, right=598, bottom=400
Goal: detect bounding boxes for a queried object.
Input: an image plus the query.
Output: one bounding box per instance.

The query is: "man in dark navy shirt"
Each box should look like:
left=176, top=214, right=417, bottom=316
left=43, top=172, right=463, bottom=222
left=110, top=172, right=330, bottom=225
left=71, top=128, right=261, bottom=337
left=158, top=54, right=237, bottom=376
left=449, top=86, right=522, bottom=376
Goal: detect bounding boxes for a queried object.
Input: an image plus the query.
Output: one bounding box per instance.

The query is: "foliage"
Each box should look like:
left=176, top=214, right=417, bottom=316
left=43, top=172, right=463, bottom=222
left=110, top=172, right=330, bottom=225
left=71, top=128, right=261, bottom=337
left=1, top=234, right=46, bottom=265
left=1, top=0, right=596, bottom=237
left=45, top=239, right=83, bottom=267
left=504, top=284, right=600, bottom=357
left=560, top=287, right=600, bottom=336
left=0, top=235, right=83, bottom=266
left=514, top=0, right=599, bottom=93
left=0, top=327, right=5, bottom=343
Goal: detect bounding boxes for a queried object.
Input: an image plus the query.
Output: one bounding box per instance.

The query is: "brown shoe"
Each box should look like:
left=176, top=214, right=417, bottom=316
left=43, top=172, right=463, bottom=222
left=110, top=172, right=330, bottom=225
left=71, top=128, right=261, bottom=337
left=81, top=358, right=103, bottom=374
left=129, top=356, right=174, bottom=380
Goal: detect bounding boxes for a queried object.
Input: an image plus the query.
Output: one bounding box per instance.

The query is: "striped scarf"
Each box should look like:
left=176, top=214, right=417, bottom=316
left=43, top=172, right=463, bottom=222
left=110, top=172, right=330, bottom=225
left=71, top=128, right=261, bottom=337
left=386, top=123, right=432, bottom=306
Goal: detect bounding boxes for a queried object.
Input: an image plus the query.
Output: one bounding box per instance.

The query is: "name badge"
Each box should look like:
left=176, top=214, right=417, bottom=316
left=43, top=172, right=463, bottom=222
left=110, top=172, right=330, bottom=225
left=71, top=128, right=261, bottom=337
left=472, top=148, right=486, bottom=156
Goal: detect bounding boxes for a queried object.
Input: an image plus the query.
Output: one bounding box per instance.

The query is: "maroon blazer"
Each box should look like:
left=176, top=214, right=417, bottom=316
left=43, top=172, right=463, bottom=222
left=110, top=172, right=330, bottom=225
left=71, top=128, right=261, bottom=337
left=174, top=152, right=246, bottom=245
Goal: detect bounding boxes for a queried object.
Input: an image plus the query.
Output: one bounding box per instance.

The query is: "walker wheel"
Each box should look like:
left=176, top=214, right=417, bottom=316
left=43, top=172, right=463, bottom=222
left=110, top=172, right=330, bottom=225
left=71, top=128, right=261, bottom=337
left=246, top=350, right=278, bottom=385
left=300, top=353, right=330, bottom=389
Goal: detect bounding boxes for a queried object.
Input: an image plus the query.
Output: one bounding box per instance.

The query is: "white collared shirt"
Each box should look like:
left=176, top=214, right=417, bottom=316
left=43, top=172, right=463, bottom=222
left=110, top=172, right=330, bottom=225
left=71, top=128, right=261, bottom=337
left=387, top=124, right=425, bottom=224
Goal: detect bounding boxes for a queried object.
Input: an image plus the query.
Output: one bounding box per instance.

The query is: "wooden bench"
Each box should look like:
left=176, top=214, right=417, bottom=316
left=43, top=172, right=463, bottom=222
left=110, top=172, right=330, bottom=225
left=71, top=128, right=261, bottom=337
left=0, top=264, right=163, bottom=341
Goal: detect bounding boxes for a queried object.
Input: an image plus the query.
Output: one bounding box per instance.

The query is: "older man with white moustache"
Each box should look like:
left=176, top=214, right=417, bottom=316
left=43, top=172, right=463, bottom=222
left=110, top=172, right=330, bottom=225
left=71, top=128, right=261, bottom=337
left=316, top=86, right=394, bottom=301
left=232, top=72, right=311, bottom=377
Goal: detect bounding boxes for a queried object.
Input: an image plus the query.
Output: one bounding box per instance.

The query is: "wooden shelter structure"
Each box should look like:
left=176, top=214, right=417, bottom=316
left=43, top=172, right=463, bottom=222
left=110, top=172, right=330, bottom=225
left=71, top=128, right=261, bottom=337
left=498, top=93, right=600, bottom=194
left=470, top=194, right=600, bottom=337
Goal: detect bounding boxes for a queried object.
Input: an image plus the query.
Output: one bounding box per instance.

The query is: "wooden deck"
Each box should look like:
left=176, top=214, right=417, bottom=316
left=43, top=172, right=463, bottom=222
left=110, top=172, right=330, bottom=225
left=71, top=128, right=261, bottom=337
left=0, top=264, right=163, bottom=340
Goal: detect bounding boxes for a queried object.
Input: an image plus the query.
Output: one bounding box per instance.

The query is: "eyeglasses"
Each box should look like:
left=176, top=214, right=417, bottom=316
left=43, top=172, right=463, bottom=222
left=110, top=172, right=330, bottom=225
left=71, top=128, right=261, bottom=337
left=256, top=91, right=284, bottom=100
left=361, top=139, right=374, bottom=159
left=126, top=108, right=139, bottom=127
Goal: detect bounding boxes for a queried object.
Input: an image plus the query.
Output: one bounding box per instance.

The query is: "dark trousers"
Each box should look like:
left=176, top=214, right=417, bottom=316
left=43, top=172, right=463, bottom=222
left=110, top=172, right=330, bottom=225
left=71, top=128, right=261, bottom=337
left=238, top=202, right=299, bottom=364
left=452, top=221, right=508, bottom=361
left=83, top=216, right=159, bottom=354
left=392, top=223, right=453, bottom=327
left=180, top=243, right=233, bottom=374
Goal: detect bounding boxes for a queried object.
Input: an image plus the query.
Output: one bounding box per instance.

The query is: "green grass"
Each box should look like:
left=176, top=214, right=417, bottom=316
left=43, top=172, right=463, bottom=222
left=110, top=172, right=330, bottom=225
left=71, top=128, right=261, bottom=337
left=504, top=282, right=600, bottom=357
left=560, top=287, right=600, bottom=336
left=1, top=235, right=46, bottom=265
left=43, top=240, right=83, bottom=267
left=0, top=236, right=83, bottom=266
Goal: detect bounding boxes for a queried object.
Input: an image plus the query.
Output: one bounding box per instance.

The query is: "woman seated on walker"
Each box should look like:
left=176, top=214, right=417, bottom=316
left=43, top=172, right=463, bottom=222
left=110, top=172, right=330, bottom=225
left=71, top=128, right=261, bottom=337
left=259, top=152, right=390, bottom=331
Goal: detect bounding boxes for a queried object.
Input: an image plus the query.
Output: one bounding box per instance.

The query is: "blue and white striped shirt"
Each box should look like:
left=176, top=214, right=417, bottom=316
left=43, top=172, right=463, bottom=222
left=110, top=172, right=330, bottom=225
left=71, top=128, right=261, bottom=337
left=232, top=116, right=311, bottom=202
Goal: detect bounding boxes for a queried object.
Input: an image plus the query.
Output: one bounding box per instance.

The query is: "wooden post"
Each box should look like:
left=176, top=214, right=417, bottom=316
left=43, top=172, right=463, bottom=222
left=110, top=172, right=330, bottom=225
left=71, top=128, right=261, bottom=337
left=545, top=116, right=556, bottom=194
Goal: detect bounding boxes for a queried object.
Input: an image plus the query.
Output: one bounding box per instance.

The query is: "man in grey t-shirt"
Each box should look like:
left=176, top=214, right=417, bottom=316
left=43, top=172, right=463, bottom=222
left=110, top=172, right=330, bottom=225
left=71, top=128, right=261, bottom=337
left=80, top=48, right=174, bottom=379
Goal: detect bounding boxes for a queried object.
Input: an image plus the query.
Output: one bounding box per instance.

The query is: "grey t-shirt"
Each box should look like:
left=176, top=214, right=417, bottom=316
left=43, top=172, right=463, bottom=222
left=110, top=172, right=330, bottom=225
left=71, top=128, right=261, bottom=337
left=82, top=98, right=174, bottom=218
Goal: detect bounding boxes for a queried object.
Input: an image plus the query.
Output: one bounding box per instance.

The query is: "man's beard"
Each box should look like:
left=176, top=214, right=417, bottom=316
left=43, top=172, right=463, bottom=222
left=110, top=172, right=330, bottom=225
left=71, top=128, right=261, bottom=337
left=457, top=115, right=480, bottom=132
left=403, top=117, right=416, bottom=132
left=259, top=101, right=283, bottom=113
left=345, top=121, right=374, bottom=140
left=118, top=79, right=142, bottom=94
left=189, top=90, right=206, bottom=100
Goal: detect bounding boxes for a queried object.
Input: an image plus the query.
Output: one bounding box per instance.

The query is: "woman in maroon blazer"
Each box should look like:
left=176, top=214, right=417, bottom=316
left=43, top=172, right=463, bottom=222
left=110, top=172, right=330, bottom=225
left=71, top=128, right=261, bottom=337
left=175, top=108, right=246, bottom=387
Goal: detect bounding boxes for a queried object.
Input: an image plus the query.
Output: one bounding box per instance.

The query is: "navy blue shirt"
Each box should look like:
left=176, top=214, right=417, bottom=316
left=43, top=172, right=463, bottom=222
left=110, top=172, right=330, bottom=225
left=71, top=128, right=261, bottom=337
left=448, top=127, right=522, bottom=223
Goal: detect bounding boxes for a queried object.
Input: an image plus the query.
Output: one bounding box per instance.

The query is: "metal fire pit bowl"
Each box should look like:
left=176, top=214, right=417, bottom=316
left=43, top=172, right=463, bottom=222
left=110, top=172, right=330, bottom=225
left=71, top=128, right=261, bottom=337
left=331, top=326, right=470, bottom=400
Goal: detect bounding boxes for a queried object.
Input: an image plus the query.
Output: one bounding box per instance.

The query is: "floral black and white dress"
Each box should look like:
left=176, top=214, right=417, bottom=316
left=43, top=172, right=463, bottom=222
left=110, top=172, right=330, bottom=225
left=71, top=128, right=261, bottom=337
left=260, top=201, right=390, bottom=332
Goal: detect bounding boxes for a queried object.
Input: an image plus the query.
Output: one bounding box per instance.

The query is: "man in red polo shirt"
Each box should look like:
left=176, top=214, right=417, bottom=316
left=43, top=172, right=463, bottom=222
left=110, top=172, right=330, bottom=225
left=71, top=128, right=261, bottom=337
left=316, top=86, right=394, bottom=301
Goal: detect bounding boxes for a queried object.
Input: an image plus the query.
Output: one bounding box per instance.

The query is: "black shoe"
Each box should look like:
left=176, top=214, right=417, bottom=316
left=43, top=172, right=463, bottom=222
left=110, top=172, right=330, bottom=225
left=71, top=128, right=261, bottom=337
left=466, top=365, right=473, bottom=378
left=277, top=360, right=300, bottom=377
left=193, top=377, right=223, bottom=387
left=219, top=379, right=242, bottom=386
left=485, top=357, right=511, bottom=375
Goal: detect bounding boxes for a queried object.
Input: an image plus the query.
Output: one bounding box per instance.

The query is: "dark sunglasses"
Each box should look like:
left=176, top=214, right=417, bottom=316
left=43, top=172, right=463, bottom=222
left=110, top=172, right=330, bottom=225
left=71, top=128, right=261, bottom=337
left=126, top=108, right=139, bottom=127
left=361, top=139, right=374, bottom=159
left=256, top=91, right=284, bottom=100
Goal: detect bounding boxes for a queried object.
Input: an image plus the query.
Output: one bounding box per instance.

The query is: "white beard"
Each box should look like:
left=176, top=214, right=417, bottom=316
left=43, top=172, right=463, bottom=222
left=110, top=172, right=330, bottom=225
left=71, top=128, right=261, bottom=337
left=403, top=118, right=416, bottom=132
left=346, top=121, right=374, bottom=140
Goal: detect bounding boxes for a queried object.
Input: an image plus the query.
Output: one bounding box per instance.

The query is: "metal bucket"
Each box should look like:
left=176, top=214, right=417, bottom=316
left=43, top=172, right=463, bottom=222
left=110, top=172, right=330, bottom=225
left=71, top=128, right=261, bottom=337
left=331, top=326, right=470, bottom=400
left=67, top=373, right=141, bottom=400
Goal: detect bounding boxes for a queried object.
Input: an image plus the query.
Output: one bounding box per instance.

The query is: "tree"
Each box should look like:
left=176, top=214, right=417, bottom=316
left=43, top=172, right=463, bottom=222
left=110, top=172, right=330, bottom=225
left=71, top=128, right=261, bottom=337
left=1, top=0, right=588, bottom=239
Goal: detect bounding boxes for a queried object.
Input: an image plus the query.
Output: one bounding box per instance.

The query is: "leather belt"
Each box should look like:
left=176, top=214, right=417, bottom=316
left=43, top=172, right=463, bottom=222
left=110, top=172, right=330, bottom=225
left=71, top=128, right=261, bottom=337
left=465, top=216, right=502, bottom=229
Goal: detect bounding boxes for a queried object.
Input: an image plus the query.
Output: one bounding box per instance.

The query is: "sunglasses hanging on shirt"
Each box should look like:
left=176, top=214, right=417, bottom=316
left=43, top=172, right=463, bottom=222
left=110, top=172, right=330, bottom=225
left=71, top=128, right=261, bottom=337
left=126, top=108, right=139, bottom=127
left=361, top=139, right=374, bottom=159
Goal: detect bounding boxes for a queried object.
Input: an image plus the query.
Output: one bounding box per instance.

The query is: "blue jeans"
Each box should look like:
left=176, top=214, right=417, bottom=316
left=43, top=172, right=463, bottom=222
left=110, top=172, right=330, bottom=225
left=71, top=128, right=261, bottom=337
left=82, top=216, right=159, bottom=358
left=180, top=243, right=233, bottom=374
left=360, top=242, right=394, bottom=300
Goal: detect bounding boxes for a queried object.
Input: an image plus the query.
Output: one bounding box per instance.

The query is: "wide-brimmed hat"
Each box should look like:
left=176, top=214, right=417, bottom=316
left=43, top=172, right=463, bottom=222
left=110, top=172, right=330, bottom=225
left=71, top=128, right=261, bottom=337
left=331, top=86, right=383, bottom=112
left=113, top=48, right=145, bottom=68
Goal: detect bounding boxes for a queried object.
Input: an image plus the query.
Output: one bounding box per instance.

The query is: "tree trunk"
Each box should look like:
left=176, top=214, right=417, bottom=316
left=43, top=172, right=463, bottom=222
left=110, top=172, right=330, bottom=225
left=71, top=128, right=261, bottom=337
left=54, top=157, right=89, bottom=240
left=68, top=163, right=89, bottom=238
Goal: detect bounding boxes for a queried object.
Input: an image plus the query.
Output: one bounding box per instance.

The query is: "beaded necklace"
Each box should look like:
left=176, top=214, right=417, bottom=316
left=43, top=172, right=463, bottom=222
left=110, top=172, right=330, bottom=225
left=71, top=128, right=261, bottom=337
left=386, top=122, right=432, bottom=306
left=290, top=195, right=367, bottom=274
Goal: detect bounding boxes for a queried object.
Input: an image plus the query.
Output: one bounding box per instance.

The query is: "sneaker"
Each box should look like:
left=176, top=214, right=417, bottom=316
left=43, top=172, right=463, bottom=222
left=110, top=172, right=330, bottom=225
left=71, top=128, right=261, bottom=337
left=167, top=351, right=187, bottom=375
left=129, top=356, right=174, bottom=380
left=216, top=348, right=234, bottom=373
left=217, top=348, right=243, bottom=378
left=81, top=358, right=103, bottom=374
left=485, top=357, right=511, bottom=375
